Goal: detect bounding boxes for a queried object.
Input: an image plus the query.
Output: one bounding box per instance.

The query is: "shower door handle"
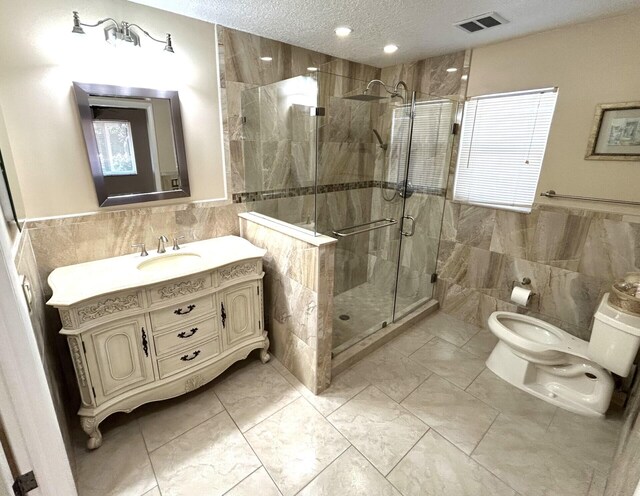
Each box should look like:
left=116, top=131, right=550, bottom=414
left=401, top=215, right=416, bottom=237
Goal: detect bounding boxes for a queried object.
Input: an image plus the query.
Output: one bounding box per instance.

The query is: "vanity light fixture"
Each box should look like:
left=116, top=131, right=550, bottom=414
left=307, top=67, right=319, bottom=72
left=335, top=26, right=352, bottom=37
left=71, top=11, right=174, bottom=53
left=260, top=56, right=273, bottom=61
left=446, top=67, right=458, bottom=72
left=383, top=44, right=398, bottom=54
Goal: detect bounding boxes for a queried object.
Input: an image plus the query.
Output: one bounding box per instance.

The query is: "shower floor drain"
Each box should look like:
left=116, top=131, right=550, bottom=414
left=339, top=314, right=351, bottom=321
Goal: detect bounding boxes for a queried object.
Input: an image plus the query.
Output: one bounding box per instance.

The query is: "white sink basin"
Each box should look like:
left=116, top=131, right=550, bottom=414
left=137, top=253, right=203, bottom=273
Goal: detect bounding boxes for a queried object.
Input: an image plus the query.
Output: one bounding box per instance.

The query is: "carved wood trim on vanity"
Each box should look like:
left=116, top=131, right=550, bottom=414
left=77, top=294, right=140, bottom=323
left=51, top=255, right=269, bottom=449
left=157, top=277, right=207, bottom=300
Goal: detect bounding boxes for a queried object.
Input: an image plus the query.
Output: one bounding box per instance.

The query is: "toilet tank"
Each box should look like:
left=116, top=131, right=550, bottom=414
left=588, top=293, right=640, bottom=377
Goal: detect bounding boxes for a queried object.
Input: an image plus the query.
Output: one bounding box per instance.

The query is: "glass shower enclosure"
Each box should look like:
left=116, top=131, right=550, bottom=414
left=241, top=70, right=457, bottom=355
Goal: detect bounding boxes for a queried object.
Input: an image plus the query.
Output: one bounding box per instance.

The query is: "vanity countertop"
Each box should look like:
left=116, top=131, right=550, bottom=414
left=47, top=236, right=266, bottom=307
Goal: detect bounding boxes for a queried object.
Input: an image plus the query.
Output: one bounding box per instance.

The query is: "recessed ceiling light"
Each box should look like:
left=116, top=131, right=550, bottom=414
left=461, top=74, right=468, bottom=80
left=446, top=67, right=458, bottom=73
left=335, top=26, right=352, bottom=37
left=383, top=44, right=398, bottom=54
left=307, top=67, right=318, bottom=72
left=260, top=56, right=273, bottom=61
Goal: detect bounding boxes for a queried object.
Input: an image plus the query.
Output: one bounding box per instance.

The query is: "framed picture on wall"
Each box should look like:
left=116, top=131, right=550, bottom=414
left=586, top=102, right=640, bottom=160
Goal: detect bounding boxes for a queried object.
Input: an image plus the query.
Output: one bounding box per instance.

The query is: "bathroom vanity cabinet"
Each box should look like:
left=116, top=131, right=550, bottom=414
left=47, top=236, right=269, bottom=449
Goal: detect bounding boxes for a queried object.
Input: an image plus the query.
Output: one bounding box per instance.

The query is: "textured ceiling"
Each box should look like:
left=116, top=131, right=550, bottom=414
left=129, top=0, right=640, bottom=67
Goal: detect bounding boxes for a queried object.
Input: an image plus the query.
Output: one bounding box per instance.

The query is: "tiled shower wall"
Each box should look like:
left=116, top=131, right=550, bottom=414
left=435, top=202, right=640, bottom=340
left=218, top=24, right=472, bottom=304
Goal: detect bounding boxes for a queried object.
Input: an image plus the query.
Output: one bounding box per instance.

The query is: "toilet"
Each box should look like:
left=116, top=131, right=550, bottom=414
left=486, top=293, right=640, bottom=417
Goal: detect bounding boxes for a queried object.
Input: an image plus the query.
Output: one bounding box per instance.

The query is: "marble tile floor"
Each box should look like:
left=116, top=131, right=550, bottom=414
left=332, top=281, right=419, bottom=355
left=74, top=311, right=622, bottom=496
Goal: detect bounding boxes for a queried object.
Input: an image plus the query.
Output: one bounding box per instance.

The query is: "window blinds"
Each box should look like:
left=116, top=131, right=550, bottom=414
left=453, top=88, right=558, bottom=212
left=388, top=99, right=455, bottom=193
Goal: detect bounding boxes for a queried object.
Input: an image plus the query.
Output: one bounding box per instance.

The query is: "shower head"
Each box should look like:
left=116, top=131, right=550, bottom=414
left=342, top=79, right=409, bottom=102
left=342, top=93, right=388, bottom=101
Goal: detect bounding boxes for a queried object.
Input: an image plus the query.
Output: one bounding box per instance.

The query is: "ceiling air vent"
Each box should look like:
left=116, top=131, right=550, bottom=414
left=454, top=12, right=508, bottom=33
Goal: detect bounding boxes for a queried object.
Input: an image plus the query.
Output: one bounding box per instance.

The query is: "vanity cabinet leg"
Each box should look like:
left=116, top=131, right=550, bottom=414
left=260, top=331, right=271, bottom=364
left=80, top=416, right=103, bottom=450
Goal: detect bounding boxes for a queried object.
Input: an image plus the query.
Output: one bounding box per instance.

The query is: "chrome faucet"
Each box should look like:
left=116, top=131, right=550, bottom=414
left=173, top=236, right=184, bottom=251
left=157, top=235, right=169, bottom=254
left=131, top=243, right=148, bottom=257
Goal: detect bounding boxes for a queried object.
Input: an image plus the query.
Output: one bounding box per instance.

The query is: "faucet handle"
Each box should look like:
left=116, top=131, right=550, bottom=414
left=173, top=236, right=185, bottom=251
left=131, top=243, right=148, bottom=257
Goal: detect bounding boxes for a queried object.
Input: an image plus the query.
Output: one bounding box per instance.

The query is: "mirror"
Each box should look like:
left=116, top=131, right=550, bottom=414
left=0, top=148, right=21, bottom=231
left=73, top=82, right=190, bottom=207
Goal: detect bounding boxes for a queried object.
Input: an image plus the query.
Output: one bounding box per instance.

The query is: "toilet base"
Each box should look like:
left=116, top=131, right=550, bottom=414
left=486, top=341, right=614, bottom=417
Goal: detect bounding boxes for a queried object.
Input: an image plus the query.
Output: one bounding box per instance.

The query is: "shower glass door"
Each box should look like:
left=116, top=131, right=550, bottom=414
left=393, top=95, right=458, bottom=320
left=314, top=72, right=414, bottom=354
left=241, top=72, right=457, bottom=355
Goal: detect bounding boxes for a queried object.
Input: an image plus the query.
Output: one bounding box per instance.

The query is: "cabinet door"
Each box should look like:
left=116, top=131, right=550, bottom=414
left=220, top=282, right=259, bottom=350
left=83, top=315, right=155, bottom=404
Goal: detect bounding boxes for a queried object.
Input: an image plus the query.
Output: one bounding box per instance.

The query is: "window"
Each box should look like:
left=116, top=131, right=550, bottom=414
left=388, top=100, right=455, bottom=193
left=92, top=120, right=138, bottom=176
left=453, top=88, right=558, bottom=212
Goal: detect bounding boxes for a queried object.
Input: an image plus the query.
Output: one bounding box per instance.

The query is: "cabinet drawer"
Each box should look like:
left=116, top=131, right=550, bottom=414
left=157, top=338, right=220, bottom=379
left=150, top=294, right=215, bottom=330
left=153, top=315, right=219, bottom=357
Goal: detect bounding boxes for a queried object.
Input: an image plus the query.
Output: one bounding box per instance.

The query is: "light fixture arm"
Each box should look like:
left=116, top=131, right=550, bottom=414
left=72, top=11, right=117, bottom=31
left=127, top=23, right=166, bottom=44
left=71, top=11, right=174, bottom=53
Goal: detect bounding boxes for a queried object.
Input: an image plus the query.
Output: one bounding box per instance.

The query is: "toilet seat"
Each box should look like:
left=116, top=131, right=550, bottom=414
left=488, top=312, right=589, bottom=364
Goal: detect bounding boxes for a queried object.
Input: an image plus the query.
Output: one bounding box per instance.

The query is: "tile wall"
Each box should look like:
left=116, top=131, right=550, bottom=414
left=435, top=202, right=640, bottom=340
left=239, top=213, right=336, bottom=393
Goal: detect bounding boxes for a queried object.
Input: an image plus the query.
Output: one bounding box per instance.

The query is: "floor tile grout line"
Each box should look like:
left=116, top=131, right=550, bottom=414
left=221, top=465, right=265, bottom=495
left=137, top=417, right=163, bottom=496
left=465, top=365, right=488, bottom=391
left=246, top=395, right=353, bottom=494
left=239, top=393, right=353, bottom=495
left=467, top=413, right=522, bottom=495
left=240, top=390, right=304, bottom=436
left=469, top=412, right=499, bottom=458
left=143, top=397, right=228, bottom=455
left=383, top=427, right=432, bottom=480
left=269, top=359, right=371, bottom=420
left=291, top=442, right=352, bottom=496
left=585, top=467, right=596, bottom=496
left=395, top=371, right=432, bottom=404
left=225, top=403, right=283, bottom=495
left=325, top=383, right=431, bottom=480
left=545, top=406, right=559, bottom=433
left=348, top=441, right=408, bottom=495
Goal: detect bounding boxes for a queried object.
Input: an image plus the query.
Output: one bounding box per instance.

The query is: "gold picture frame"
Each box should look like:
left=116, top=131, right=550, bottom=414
left=585, top=102, right=640, bottom=161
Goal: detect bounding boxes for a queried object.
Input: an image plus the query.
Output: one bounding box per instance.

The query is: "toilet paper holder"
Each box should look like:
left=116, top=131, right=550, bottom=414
left=511, top=277, right=536, bottom=296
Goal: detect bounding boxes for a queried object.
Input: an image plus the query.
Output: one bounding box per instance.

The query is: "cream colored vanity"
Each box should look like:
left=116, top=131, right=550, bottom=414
left=47, top=236, right=269, bottom=449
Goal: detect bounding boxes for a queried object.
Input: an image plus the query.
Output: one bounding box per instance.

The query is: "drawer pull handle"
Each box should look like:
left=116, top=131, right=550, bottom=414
left=177, top=328, right=198, bottom=339
left=141, top=327, right=149, bottom=357
left=174, top=304, right=196, bottom=316
left=180, top=350, right=201, bottom=361
left=221, top=303, right=226, bottom=328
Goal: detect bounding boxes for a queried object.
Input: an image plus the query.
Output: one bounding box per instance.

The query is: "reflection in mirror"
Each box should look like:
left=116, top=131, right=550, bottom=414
left=73, top=83, right=190, bottom=207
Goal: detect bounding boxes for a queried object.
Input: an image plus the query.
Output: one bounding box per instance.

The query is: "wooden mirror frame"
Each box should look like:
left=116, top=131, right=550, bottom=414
left=73, top=82, right=190, bottom=207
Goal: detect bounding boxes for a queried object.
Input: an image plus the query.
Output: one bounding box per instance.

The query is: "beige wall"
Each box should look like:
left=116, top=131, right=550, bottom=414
left=0, top=0, right=225, bottom=218
left=467, top=11, right=640, bottom=215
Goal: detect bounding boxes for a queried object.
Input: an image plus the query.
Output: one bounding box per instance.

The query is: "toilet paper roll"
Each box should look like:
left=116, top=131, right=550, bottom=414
left=511, top=286, right=532, bottom=306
